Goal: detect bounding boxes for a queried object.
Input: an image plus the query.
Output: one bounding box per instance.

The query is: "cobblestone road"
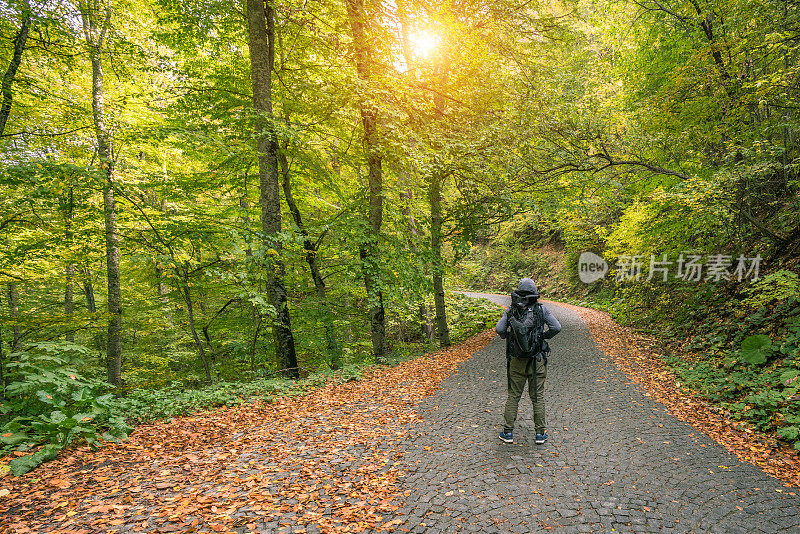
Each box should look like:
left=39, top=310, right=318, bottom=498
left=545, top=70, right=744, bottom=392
left=392, top=295, right=800, bottom=533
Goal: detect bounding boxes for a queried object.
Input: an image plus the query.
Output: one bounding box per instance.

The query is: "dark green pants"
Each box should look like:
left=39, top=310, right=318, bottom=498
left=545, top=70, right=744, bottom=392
left=503, top=356, right=547, bottom=434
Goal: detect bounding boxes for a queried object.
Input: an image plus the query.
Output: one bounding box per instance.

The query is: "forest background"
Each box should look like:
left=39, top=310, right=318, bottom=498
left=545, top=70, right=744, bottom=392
left=1, top=0, right=799, bottom=475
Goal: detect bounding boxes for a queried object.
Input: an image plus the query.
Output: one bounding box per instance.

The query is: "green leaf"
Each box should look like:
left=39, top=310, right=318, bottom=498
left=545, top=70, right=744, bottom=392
left=777, top=425, right=800, bottom=441
left=71, top=388, right=91, bottom=402
left=101, top=431, right=121, bottom=442
left=48, top=411, right=67, bottom=425
left=9, top=444, right=61, bottom=476
left=0, top=432, right=29, bottom=445
left=94, top=394, right=114, bottom=406
left=740, top=335, right=771, bottom=365
left=71, top=413, right=94, bottom=424
left=36, top=390, right=55, bottom=405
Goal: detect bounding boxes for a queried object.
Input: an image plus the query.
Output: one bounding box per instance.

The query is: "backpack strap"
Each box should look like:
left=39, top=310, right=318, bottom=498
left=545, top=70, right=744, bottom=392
left=506, top=335, right=512, bottom=390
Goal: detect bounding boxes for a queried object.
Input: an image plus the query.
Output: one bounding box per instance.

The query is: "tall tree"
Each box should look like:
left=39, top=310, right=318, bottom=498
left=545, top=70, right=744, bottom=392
left=62, top=186, right=75, bottom=343
left=279, top=150, right=342, bottom=368
left=7, top=283, right=20, bottom=352
left=245, top=0, right=299, bottom=378
left=346, top=0, right=387, bottom=359
left=79, top=0, right=122, bottom=387
left=0, top=0, right=31, bottom=136
left=429, top=38, right=451, bottom=348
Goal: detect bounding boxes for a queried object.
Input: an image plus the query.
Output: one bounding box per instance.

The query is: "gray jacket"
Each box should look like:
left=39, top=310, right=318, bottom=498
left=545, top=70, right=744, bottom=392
left=495, top=278, right=562, bottom=341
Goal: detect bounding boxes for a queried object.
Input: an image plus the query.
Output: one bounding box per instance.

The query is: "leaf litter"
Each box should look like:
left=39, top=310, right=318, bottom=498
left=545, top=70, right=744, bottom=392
left=0, top=331, right=495, bottom=534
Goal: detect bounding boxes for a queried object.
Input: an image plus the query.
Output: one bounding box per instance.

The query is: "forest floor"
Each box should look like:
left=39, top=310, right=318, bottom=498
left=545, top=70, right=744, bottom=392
left=2, top=298, right=800, bottom=533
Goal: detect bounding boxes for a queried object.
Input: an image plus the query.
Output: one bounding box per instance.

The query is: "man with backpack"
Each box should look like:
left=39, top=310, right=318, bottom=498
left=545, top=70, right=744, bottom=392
left=496, top=278, right=561, bottom=444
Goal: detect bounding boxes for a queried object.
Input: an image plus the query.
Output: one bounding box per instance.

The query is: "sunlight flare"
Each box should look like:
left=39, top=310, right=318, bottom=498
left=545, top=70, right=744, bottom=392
left=410, top=29, right=440, bottom=57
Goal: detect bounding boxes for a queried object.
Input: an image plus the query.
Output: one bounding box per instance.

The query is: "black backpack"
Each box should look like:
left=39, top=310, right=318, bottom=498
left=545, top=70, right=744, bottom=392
left=507, top=292, right=546, bottom=359
left=505, top=291, right=548, bottom=400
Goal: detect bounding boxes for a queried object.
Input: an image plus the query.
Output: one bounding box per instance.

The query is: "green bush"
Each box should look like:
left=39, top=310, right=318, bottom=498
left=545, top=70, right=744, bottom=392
left=116, top=363, right=372, bottom=424
left=445, top=292, right=502, bottom=344
left=668, top=310, right=800, bottom=450
left=452, top=245, right=554, bottom=295
left=742, top=270, right=800, bottom=309
left=0, top=343, right=132, bottom=475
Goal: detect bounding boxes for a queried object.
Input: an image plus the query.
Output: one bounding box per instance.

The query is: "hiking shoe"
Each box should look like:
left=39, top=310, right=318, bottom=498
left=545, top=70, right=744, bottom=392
left=499, top=431, right=514, bottom=443
left=534, top=432, right=548, bottom=444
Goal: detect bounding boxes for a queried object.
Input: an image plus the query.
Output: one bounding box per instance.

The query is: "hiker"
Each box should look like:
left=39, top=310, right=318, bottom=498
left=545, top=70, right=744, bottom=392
left=496, top=278, right=561, bottom=444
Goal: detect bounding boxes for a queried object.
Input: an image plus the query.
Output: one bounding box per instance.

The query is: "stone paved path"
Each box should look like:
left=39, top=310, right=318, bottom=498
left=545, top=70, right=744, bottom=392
left=391, top=295, right=800, bottom=533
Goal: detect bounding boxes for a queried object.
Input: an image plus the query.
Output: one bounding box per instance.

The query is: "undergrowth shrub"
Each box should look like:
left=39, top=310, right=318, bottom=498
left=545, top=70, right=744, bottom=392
left=670, top=310, right=800, bottom=450
left=0, top=342, right=132, bottom=476
left=742, top=270, right=800, bottom=309
left=445, top=292, right=502, bottom=344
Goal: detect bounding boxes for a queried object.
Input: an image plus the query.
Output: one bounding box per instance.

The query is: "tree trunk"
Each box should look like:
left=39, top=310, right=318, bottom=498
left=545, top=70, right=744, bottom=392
left=201, top=325, right=220, bottom=382
left=249, top=314, right=261, bottom=372
left=278, top=150, right=341, bottom=368
left=245, top=0, right=298, bottom=378
left=80, top=1, right=122, bottom=388
left=429, top=172, right=450, bottom=347
left=178, top=267, right=212, bottom=383
left=346, top=0, right=387, bottom=359
left=0, top=0, right=30, bottom=136
left=103, top=185, right=122, bottom=387
left=8, top=283, right=20, bottom=352
left=82, top=268, right=97, bottom=314
left=63, top=187, right=75, bottom=343
left=429, top=57, right=451, bottom=348
left=420, top=302, right=433, bottom=341
left=81, top=267, right=105, bottom=363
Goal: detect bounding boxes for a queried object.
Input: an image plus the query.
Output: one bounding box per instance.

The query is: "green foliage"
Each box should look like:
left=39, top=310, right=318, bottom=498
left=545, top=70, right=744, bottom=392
left=666, top=309, right=800, bottom=449
left=1, top=343, right=132, bottom=475
left=9, top=445, right=61, bottom=477
left=742, top=270, right=800, bottom=309
left=740, top=335, right=772, bottom=365
left=451, top=244, right=564, bottom=297
left=445, top=292, right=502, bottom=344
left=111, top=363, right=369, bottom=424
left=116, top=379, right=282, bottom=423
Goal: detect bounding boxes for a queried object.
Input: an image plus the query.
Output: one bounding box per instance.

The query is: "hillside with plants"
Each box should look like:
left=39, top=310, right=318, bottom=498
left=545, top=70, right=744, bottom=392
left=1, top=0, right=799, bottom=483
